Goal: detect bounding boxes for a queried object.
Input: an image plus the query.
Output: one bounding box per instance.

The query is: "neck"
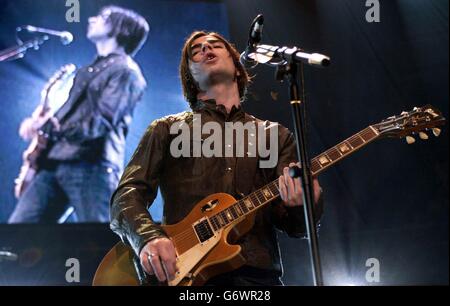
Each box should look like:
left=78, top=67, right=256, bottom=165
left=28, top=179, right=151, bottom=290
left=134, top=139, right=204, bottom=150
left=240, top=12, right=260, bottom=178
left=95, top=37, right=126, bottom=57
left=197, top=81, right=240, bottom=113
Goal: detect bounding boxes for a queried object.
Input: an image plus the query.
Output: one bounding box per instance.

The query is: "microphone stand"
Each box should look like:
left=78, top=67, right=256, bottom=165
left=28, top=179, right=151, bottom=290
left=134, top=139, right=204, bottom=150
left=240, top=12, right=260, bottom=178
left=278, top=61, right=324, bottom=286
left=248, top=42, right=328, bottom=285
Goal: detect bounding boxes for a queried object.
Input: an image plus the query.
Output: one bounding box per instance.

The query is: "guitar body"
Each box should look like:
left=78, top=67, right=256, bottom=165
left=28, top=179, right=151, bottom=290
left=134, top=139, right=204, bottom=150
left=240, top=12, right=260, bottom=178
left=14, top=64, right=76, bottom=199
left=93, top=192, right=256, bottom=286
left=14, top=134, right=49, bottom=198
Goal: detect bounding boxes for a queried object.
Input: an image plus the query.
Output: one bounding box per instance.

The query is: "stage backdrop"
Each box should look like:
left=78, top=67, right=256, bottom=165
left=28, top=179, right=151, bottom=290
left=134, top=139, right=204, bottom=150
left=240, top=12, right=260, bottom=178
left=0, top=0, right=229, bottom=223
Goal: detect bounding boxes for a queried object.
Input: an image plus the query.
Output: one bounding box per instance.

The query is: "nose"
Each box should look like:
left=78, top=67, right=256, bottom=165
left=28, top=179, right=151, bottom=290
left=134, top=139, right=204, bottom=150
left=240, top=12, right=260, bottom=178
left=88, top=16, right=97, bottom=24
left=201, top=42, right=213, bottom=53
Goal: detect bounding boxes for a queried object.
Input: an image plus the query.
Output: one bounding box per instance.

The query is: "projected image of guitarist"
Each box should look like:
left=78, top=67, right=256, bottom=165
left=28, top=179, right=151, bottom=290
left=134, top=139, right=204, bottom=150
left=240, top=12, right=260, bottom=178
left=108, top=31, right=324, bottom=286
left=8, top=6, right=149, bottom=223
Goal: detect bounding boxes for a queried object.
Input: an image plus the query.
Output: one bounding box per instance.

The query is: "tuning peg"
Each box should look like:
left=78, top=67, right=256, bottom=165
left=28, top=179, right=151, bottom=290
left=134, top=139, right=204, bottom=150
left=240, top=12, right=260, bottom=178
left=419, top=132, right=429, bottom=140
left=401, top=111, right=408, bottom=115
left=406, top=136, right=416, bottom=144
left=432, top=128, right=441, bottom=137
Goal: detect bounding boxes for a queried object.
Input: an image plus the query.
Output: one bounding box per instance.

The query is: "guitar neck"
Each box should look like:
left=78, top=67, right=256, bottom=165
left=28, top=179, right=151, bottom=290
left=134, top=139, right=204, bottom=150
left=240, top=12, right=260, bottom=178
left=207, top=125, right=381, bottom=231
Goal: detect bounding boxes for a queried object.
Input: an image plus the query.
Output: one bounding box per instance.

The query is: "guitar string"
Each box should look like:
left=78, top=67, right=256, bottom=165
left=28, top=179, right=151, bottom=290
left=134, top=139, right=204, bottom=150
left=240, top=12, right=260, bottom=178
left=171, top=128, right=377, bottom=248
left=312, top=127, right=376, bottom=166
left=171, top=190, right=280, bottom=246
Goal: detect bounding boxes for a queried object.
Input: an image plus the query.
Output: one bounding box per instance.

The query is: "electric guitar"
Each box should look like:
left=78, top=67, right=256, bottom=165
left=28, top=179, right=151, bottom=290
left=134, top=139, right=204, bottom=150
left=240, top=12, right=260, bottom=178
left=14, top=64, right=76, bottom=198
left=93, top=105, right=445, bottom=286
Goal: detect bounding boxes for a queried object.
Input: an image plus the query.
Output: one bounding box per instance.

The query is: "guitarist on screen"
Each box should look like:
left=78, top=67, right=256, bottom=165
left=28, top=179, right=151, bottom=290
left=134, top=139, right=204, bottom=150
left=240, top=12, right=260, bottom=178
left=110, top=31, right=324, bottom=286
left=9, top=6, right=149, bottom=223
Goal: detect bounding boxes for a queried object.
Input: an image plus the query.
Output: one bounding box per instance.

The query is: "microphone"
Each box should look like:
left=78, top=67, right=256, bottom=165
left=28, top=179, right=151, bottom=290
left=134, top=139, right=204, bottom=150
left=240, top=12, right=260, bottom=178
left=240, top=14, right=264, bottom=68
left=18, top=25, right=73, bottom=45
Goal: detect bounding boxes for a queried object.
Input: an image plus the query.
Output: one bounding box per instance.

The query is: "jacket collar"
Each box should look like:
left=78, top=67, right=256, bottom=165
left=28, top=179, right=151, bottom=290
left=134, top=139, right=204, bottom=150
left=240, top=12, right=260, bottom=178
left=192, top=99, right=244, bottom=120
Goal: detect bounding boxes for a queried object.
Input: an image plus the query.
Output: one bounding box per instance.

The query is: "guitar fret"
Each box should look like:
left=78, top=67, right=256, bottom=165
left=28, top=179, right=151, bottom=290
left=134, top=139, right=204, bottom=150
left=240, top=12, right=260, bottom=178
left=216, top=214, right=225, bottom=226
left=268, top=183, right=279, bottom=196
left=239, top=200, right=249, bottom=213
left=345, top=140, right=354, bottom=149
left=225, top=208, right=233, bottom=222
left=349, top=135, right=364, bottom=148
left=220, top=211, right=229, bottom=224
left=213, top=216, right=220, bottom=230
left=234, top=203, right=243, bottom=216
left=254, top=191, right=265, bottom=205
left=261, top=186, right=273, bottom=200
left=337, top=141, right=353, bottom=155
left=244, top=197, right=254, bottom=210
left=210, top=216, right=219, bottom=231
left=311, top=159, right=323, bottom=173
left=317, top=153, right=332, bottom=167
left=360, top=127, right=377, bottom=141
left=326, top=147, right=342, bottom=161
left=229, top=205, right=238, bottom=220
left=357, top=133, right=367, bottom=143
left=250, top=194, right=260, bottom=207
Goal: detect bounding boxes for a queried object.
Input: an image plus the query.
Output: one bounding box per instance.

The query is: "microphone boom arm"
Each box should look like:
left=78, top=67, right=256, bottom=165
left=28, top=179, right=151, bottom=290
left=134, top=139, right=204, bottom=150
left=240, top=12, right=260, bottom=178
left=247, top=43, right=330, bottom=68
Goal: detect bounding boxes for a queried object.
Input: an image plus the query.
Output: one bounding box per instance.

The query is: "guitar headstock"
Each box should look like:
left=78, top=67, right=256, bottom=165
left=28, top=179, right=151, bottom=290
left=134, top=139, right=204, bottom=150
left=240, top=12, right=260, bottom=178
left=373, top=105, right=446, bottom=144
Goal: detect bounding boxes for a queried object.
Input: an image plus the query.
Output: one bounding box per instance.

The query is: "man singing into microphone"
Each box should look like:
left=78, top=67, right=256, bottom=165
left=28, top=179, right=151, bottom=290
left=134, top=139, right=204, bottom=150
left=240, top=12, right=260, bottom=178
left=9, top=6, right=149, bottom=223
left=110, top=31, right=324, bottom=285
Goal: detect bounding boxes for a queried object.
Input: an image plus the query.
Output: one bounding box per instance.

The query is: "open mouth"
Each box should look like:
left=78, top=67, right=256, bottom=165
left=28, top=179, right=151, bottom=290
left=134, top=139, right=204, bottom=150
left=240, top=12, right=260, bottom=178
left=205, top=53, right=217, bottom=63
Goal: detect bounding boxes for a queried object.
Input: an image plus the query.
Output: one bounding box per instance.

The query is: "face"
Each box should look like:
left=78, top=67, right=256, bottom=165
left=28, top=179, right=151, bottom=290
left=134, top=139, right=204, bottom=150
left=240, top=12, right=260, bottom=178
left=87, top=9, right=113, bottom=42
left=188, top=35, right=237, bottom=90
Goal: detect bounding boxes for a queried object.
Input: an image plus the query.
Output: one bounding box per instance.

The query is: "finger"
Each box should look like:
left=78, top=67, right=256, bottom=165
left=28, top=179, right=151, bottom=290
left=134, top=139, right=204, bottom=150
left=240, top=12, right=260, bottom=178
left=289, top=163, right=301, bottom=194
left=159, top=247, right=177, bottom=281
left=149, top=254, right=167, bottom=282
left=169, top=244, right=180, bottom=274
left=160, top=257, right=176, bottom=281
left=284, top=167, right=296, bottom=206
left=278, top=175, right=287, bottom=202
left=313, top=178, right=322, bottom=203
left=293, top=176, right=303, bottom=205
left=167, top=242, right=180, bottom=276
left=289, top=162, right=305, bottom=205
left=282, top=167, right=292, bottom=205
left=140, top=253, right=154, bottom=276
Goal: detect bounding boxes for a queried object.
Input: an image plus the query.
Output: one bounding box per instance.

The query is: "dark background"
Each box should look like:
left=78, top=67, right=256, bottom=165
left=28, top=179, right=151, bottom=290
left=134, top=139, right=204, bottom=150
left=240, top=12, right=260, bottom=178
left=0, top=0, right=448, bottom=285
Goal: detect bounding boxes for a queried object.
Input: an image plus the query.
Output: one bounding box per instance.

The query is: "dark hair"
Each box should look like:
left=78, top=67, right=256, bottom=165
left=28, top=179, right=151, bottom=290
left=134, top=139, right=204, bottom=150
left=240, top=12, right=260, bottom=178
left=179, top=31, right=250, bottom=108
left=101, top=6, right=149, bottom=56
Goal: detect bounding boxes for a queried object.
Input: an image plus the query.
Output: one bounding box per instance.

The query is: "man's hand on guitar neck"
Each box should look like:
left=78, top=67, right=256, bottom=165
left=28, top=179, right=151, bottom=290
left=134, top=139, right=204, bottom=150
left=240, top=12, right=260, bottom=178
left=139, top=237, right=179, bottom=283
left=279, top=162, right=322, bottom=207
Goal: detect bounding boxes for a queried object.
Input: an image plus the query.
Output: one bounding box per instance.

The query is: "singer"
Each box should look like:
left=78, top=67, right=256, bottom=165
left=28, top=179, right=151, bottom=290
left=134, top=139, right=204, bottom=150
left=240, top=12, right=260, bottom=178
left=108, top=31, right=324, bottom=285
left=8, top=5, right=149, bottom=223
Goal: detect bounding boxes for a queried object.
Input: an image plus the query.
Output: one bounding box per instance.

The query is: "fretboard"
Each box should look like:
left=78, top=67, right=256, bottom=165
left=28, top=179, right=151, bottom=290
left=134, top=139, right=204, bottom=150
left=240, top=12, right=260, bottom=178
left=208, top=125, right=380, bottom=231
